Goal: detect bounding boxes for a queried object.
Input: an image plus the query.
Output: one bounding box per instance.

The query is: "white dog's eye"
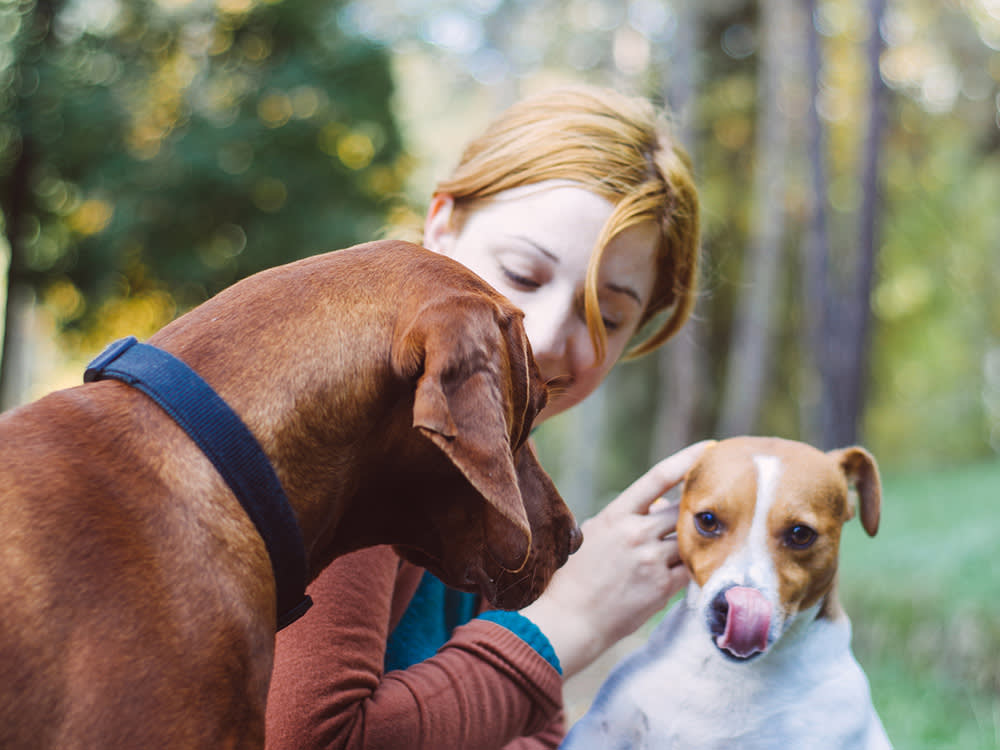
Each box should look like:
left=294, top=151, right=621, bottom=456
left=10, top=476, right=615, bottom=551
left=783, top=524, right=817, bottom=550
left=694, top=511, right=723, bottom=537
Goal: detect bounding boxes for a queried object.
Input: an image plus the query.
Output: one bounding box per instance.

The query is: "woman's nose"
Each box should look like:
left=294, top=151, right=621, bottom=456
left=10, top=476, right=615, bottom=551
left=524, top=310, right=591, bottom=382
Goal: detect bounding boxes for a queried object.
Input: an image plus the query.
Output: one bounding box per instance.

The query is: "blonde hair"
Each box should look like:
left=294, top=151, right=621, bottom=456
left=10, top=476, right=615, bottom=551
left=432, top=85, right=700, bottom=361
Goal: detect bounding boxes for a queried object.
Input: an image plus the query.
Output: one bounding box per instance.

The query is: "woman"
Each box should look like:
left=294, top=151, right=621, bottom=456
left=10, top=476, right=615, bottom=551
left=265, top=85, right=708, bottom=749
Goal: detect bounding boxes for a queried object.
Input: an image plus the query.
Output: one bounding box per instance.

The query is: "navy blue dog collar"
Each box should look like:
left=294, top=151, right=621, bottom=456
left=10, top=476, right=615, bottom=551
left=85, top=336, right=313, bottom=630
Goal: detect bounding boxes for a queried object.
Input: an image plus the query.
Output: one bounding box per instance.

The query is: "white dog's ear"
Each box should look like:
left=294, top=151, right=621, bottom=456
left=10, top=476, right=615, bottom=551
left=830, top=446, right=881, bottom=537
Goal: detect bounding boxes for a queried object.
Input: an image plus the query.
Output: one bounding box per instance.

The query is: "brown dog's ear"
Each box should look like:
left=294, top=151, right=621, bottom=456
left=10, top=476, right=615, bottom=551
left=830, top=446, right=881, bottom=537
left=393, top=304, right=532, bottom=573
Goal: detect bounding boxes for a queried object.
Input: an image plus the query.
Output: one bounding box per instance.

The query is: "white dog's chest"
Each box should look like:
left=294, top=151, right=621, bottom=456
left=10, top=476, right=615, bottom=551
left=562, top=603, right=891, bottom=750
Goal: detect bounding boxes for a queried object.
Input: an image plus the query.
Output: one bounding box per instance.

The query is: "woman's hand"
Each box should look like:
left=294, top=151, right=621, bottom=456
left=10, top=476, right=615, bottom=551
left=519, top=440, right=714, bottom=680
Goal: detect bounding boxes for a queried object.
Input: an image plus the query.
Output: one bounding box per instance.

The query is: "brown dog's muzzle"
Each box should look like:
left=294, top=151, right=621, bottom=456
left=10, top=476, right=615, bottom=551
left=476, top=441, right=581, bottom=610
left=391, top=283, right=580, bottom=609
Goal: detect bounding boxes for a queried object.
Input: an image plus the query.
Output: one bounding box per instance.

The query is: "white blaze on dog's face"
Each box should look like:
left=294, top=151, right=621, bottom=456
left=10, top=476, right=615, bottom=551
left=677, top=438, right=855, bottom=660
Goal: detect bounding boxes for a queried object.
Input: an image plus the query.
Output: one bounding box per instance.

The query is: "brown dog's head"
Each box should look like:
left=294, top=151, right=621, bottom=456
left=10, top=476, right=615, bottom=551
left=677, top=437, right=880, bottom=660
left=384, top=262, right=582, bottom=610
left=174, top=241, right=581, bottom=612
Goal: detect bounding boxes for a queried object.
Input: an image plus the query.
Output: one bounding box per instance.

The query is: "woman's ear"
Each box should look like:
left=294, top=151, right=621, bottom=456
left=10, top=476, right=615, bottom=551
left=424, top=193, right=457, bottom=255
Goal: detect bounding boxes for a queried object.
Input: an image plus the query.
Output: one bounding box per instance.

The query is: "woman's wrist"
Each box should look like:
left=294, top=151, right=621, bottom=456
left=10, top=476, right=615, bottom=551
left=519, top=593, right=607, bottom=680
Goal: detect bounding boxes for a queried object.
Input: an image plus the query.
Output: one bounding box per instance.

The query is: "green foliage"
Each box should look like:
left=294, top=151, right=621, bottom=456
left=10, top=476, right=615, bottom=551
left=1, top=0, right=406, bottom=334
left=866, top=122, right=1000, bottom=468
left=2, top=0, right=998, bottom=467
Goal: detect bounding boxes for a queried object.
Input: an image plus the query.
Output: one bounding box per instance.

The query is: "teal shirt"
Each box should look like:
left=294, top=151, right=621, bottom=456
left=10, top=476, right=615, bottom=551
left=384, top=570, right=561, bottom=675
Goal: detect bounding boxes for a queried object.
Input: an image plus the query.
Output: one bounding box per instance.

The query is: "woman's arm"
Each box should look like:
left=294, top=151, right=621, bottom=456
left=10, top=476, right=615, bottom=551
left=265, top=546, right=563, bottom=750
left=265, top=442, right=710, bottom=749
left=502, top=713, right=566, bottom=750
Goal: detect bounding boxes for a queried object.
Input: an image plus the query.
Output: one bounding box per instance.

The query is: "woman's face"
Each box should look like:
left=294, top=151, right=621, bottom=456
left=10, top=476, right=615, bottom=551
left=424, top=181, right=658, bottom=423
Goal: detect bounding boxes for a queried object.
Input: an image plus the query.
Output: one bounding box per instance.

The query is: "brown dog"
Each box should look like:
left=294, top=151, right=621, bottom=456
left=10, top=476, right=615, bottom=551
left=0, top=240, right=580, bottom=749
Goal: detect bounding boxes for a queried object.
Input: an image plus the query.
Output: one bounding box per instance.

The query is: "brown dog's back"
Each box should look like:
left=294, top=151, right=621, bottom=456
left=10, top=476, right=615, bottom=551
left=0, top=382, right=276, bottom=747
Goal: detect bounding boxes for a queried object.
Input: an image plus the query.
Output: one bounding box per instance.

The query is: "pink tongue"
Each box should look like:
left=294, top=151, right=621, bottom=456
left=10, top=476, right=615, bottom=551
left=717, top=587, right=772, bottom=658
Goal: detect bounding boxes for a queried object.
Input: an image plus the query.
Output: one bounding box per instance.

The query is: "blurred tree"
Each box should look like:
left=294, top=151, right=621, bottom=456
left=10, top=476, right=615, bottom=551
left=865, top=0, right=1000, bottom=466
left=715, top=0, right=800, bottom=438
left=0, top=0, right=405, bottom=406
left=802, top=0, right=888, bottom=449
left=650, top=0, right=705, bottom=461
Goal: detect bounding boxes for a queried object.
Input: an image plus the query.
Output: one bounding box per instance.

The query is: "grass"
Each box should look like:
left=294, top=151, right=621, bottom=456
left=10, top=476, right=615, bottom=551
left=839, top=458, right=1000, bottom=749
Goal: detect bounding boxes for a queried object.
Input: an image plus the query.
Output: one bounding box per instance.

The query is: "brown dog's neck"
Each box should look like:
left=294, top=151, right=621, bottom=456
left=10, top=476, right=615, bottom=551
left=141, top=244, right=513, bottom=582
left=145, top=253, right=405, bottom=569
left=83, top=335, right=315, bottom=627
left=145, top=339, right=398, bottom=581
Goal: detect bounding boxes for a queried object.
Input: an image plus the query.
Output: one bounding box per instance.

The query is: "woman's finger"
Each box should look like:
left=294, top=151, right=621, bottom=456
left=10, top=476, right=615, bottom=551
left=663, top=536, right=683, bottom=568
left=610, top=440, right=715, bottom=517
left=609, top=510, right=678, bottom=547
left=643, top=503, right=680, bottom=541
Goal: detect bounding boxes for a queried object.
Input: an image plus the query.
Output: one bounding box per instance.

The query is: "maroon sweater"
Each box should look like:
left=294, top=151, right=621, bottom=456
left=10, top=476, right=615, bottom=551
left=265, top=545, right=565, bottom=749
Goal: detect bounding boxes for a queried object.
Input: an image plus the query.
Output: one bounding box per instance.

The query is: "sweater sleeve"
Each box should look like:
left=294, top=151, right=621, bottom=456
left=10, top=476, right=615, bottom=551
left=503, top=716, right=566, bottom=750
left=265, top=546, right=564, bottom=750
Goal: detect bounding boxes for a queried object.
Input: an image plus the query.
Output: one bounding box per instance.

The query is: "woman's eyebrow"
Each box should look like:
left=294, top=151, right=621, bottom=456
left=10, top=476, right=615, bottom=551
left=605, top=282, right=642, bottom=306
left=510, top=235, right=559, bottom=263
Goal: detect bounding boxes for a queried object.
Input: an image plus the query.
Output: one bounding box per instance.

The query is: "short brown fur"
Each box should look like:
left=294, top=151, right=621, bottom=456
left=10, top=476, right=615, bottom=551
left=0, top=241, right=580, bottom=749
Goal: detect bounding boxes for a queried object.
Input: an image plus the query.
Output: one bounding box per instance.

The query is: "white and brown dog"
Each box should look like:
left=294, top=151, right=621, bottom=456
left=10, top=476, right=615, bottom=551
left=562, top=436, right=891, bottom=749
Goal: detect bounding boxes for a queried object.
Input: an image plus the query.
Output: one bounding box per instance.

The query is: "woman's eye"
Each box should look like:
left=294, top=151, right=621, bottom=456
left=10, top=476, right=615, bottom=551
left=694, top=511, right=723, bottom=537
left=783, top=524, right=817, bottom=550
left=601, top=316, right=622, bottom=332
left=501, top=267, right=541, bottom=290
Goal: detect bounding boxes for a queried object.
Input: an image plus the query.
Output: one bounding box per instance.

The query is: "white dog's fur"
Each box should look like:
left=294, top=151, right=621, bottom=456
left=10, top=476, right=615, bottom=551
left=561, top=437, right=891, bottom=749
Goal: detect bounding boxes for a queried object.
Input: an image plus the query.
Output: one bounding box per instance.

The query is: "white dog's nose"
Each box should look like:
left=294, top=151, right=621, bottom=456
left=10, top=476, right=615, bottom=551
left=711, top=587, right=772, bottom=659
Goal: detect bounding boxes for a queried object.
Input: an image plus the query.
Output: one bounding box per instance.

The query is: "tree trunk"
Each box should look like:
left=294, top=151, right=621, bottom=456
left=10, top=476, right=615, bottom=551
left=801, top=0, right=832, bottom=447
left=556, top=375, right=609, bottom=519
left=716, top=0, right=798, bottom=438
left=0, top=132, right=35, bottom=411
left=1, top=1, right=57, bottom=410
left=837, top=0, right=887, bottom=448
left=0, top=285, right=36, bottom=410
left=801, top=0, right=887, bottom=449
left=651, top=0, right=703, bottom=459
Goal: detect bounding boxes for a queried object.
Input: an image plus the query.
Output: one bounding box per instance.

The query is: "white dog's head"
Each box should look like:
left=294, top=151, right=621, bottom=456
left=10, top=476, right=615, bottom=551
left=677, top=437, right=881, bottom=660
